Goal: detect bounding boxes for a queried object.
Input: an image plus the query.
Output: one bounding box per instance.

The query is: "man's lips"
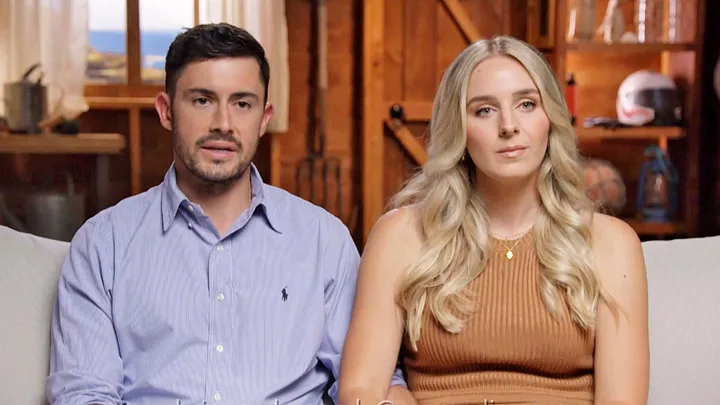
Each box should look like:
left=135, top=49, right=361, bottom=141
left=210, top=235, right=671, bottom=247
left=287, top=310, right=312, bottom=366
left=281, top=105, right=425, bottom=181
left=201, top=141, right=238, bottom=152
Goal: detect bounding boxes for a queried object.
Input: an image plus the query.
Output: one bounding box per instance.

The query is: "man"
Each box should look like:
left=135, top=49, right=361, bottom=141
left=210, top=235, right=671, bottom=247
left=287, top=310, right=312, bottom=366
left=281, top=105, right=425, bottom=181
left=47, top=23, right=411, bottom=405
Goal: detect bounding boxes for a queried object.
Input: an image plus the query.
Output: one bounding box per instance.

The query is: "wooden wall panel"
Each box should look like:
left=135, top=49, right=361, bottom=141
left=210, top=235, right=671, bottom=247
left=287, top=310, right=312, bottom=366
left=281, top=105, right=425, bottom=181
left=378, top=0, right=520, bottom=208
left=5, top=0, right=709, bottom=241
left=138, top=111, right=171, bottom=192
left=384, top=0, right=404, bottom=102
left=461, top=0, right=508, bottom=36
left=381, top=1, right=407, bottom=212
left=380, top=0, right=441, bottom=202
left=436, top=1, right=469, bottom=85
left=280, top=0, right=312, bottom=193
left=404, top=1, right=438, bottom=102
left=279, top=0, right=360, bottom=234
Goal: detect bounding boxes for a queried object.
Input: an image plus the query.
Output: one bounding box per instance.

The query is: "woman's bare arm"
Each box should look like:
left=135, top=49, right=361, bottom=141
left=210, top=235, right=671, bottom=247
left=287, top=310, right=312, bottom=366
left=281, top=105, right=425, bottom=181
left=592, top=214, right=650, bottom=405
left=338, top=208, right=423, bottom=405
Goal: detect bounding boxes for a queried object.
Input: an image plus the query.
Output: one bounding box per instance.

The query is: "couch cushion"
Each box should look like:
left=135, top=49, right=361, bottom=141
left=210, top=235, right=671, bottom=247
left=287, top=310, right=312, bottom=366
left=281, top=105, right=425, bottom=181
left=0, top=225, right=69, bottom=405
left=1, top=223, right=718, bottom=404
left=642, top=235, right=720, bottom=405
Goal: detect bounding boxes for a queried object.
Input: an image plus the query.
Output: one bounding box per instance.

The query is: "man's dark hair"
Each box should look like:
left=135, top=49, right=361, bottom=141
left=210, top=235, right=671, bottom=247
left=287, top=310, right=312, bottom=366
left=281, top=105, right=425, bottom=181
left=164, top=23, right=270, bottom=102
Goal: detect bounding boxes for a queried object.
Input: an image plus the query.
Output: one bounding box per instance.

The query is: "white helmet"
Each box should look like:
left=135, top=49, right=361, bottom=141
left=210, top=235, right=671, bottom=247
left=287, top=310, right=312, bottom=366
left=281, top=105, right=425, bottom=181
left=616, top=70, right=682, bottom=126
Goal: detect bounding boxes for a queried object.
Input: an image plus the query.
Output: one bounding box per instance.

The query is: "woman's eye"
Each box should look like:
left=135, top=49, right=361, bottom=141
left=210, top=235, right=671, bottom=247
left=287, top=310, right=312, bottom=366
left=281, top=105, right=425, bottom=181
left=476, top=107, right=492, bottom=116
left=519, top=100, right=536, bottom=110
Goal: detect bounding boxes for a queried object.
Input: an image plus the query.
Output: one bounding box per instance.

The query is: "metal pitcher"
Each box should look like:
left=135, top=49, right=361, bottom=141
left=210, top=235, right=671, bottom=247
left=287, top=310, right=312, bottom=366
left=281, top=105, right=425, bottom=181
left=3, top=63, right=48, bottom=134
left=0, top=172, right=85, bottom=242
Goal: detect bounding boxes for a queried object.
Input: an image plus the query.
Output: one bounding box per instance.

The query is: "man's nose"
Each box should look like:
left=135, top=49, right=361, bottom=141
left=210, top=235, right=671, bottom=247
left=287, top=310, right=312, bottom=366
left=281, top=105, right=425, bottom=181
left=210, top=104, right=233, bottom=134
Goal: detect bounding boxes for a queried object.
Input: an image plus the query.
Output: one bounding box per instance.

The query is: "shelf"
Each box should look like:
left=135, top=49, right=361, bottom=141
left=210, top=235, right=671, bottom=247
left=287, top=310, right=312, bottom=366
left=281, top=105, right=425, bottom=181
left=566, top=42, right=695, bottom=53
left=624, top=218, right=685, bottom=236
left=86, top=96, right=156, bottom=110
left=0, top=132, right=126, bottom=155
left=576, top=126, right=685, bottom=141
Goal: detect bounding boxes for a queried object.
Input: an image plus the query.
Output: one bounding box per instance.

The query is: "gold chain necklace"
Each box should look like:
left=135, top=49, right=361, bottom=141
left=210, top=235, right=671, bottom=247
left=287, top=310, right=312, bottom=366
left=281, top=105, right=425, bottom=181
left=496, top=237, right=523, bottom=260
left=493, top=225, right=533, bottom=260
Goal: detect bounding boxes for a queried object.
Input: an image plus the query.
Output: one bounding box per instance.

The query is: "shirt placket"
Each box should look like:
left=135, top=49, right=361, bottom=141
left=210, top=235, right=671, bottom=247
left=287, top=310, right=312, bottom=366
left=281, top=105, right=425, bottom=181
left=206, top=238, right=233, bottom=403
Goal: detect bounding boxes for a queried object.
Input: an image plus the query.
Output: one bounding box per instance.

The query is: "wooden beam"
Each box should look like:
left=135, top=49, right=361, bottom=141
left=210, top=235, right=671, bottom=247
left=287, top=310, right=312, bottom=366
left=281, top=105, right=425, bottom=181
left=680, top=0, right=706, bottom=236
left=554, top=0, right=569, bottom=92
left=526, top=0, right=556, bottom=49
left=0, top=132, right=126, bottom=154
left=86, top=96, right=155, bottom=110
left=194, top=0, right=200, bottom=25
left=384, top=101, right=433, bottom=122
left=126, top=0, right=141, bottom=86
left=362, top=0, right=385, bottom=243
left=440, top=0, right=481, bottom=43
left=385, top=119, right=427, bottom=165
left=129, top=107, right=142, bottom=195
left=270, top=135, right=282, bottom=187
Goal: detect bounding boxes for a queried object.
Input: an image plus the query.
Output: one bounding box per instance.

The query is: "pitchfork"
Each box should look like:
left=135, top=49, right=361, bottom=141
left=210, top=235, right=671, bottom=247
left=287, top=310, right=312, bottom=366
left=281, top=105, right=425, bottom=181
left=295, top=0, right=345, bottom=222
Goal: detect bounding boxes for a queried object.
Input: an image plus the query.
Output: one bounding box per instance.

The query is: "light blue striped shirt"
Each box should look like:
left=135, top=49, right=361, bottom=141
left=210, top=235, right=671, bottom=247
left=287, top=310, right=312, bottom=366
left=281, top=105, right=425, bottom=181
left=47, top=164, right=406, bottom=405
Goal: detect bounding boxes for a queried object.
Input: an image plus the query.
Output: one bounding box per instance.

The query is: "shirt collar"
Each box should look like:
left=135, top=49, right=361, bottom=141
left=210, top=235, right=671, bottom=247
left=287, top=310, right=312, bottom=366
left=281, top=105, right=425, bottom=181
left=160, top=162, right=281, bottom=233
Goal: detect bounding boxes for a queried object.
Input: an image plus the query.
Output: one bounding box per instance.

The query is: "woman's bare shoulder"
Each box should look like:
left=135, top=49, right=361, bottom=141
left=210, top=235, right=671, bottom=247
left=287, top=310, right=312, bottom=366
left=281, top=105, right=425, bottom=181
left=369, top=205, right=424, bottom=247
left=590, top=212, right=645, bottom=281
left=361, top=205, right=425, bottom=280
left=591, top=213, right=640, bottom=249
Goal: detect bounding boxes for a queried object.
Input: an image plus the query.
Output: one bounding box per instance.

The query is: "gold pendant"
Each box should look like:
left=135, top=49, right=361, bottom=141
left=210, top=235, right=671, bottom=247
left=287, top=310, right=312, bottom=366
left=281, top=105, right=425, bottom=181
left=506, top=250, right=514, bottom=260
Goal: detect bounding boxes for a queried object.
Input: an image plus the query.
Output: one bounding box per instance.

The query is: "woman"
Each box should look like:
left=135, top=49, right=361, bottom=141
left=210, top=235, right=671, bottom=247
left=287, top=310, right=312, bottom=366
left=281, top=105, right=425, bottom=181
left=338, top=36, right=649, bottom=405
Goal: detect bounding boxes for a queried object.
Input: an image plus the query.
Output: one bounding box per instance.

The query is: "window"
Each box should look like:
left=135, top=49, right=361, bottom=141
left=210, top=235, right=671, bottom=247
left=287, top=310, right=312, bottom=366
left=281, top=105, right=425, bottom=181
left=86, top=0, right=204, bottom=94
left=139, top=0, right=195, bottom=84
left=87, top=0, right=128, bottom=83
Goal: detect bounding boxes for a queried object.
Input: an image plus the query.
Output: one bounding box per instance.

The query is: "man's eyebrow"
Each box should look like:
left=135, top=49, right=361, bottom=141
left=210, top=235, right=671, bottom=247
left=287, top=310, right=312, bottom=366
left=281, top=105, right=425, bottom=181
left=185, top=88, right=260, bottom=101
left=185, top=87, right=216, bottom=97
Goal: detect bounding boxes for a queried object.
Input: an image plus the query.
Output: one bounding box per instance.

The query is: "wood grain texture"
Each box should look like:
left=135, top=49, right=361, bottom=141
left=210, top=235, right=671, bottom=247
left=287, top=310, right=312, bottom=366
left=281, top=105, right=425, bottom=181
left=361, top=0, right=385, bottom=241
left=1, top=0, right=710, bottom=242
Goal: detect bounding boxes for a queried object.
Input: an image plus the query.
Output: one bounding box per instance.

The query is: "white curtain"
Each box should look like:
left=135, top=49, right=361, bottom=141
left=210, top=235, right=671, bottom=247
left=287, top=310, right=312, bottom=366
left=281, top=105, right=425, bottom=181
left=0, top=0, right=89, bottom=121
left=201, top=0, right=289, bottom=133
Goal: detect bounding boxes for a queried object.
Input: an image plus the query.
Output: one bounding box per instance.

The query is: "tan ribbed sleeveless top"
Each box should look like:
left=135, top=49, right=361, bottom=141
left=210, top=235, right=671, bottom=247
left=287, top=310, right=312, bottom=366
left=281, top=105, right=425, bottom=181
left=402, top=230, right=595, bottom=405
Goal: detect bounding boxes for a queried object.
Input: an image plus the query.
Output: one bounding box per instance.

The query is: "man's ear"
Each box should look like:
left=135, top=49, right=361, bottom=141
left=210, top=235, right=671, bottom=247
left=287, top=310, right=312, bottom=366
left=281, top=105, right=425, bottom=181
left=259, top=102, right=275, bottom=138
left=155, top=92, right=173, bottom=131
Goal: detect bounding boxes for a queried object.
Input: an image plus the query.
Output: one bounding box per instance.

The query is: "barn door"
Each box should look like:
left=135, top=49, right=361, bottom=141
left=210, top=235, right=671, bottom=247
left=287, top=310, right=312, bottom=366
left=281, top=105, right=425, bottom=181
left=361, top=0, right=541, bottom=242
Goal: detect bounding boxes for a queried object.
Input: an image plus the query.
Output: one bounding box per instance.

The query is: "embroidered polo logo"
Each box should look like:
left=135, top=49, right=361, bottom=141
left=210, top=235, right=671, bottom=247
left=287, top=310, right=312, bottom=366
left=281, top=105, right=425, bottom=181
left=281, top=286, right=288, bottom=301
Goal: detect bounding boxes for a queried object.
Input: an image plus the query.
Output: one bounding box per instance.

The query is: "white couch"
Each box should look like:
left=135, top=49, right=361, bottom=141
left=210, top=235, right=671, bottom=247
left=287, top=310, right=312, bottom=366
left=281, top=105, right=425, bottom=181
left=1, top=224, right=718, bottom=404
left=0, top=225, right=69, bottom=404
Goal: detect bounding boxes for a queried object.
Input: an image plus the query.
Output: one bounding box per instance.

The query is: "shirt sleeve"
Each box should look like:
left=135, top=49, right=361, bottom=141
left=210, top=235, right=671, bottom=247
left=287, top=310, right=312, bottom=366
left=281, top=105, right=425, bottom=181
left=46, top=218, right=124, bottom=405
left=315, top=217, right=408, bottom=404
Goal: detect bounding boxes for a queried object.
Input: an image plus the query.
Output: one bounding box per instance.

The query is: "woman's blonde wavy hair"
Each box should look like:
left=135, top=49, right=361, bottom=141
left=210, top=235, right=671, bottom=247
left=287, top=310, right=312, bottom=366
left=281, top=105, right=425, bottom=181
left=390, top=35, right=606, bottom=350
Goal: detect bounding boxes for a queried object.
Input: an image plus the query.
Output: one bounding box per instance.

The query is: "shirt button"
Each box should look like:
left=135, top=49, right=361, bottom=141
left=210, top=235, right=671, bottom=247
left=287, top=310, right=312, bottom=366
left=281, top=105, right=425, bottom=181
left=216, top=245, right=223, bottom=251
left=187, top=205, right=194, bottom=212
left=216, top=293, right=225, bottom=301
left=187, top=222, right=193, bottom=228
left=214, top=392, right=222, bottom=401
left=216, top=344, right=224, bottom=352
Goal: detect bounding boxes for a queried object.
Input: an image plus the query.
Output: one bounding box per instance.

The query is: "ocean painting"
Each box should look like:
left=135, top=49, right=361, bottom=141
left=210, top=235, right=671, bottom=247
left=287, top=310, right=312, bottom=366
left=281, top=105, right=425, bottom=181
left=87, top=30, right=179, bottom=84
